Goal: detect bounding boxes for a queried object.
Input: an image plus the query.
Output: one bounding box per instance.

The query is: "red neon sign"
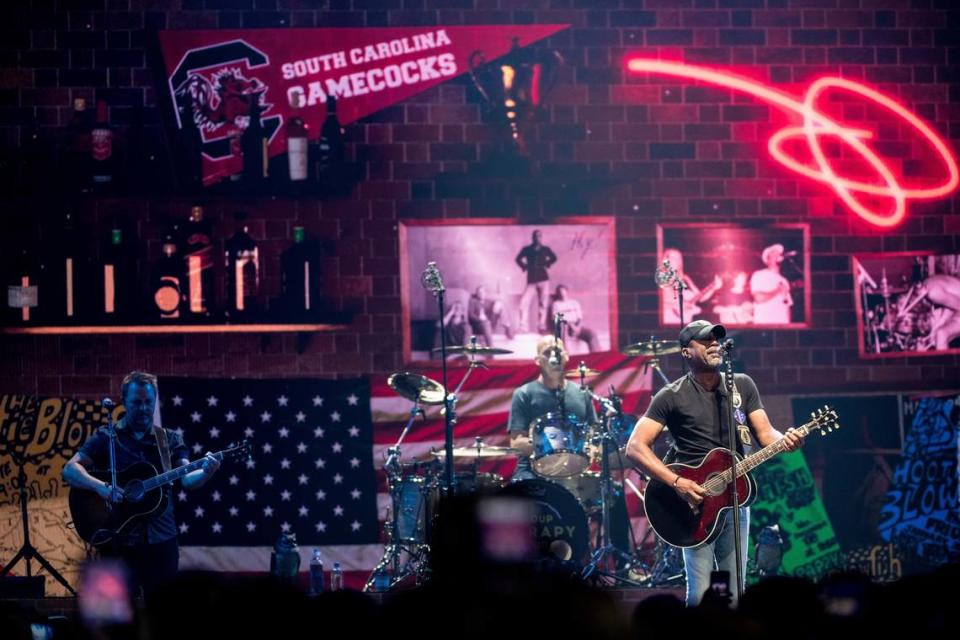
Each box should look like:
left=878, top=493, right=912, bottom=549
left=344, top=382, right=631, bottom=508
left=626, top=58, right=958, bottom=228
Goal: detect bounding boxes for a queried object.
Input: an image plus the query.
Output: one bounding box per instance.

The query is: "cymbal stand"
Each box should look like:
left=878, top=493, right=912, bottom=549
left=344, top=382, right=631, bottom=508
left=579, top=385, right=644, bottom=586
left=363, top=396, right=430, bottom=592
left=642, top=356, right=671, bottom=386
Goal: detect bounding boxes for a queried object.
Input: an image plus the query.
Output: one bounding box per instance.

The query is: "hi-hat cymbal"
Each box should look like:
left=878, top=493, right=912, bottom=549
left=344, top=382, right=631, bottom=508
left=387, top=372, right=446, bottom=405
left=430, top=444, right=519, bottom=458
left=623, top=339, right=681, bottom=357
left=564, top=367, right=603, bottom=378
left=432, top=344, right=514, bottom=356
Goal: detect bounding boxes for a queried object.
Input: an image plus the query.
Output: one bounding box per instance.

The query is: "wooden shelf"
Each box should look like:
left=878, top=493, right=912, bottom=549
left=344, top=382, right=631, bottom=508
left=1, top=323, right=349, bottom=335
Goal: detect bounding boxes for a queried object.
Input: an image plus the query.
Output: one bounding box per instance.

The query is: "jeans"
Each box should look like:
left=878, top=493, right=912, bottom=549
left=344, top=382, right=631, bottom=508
left=519, top=281, right=550, bottom=331
left=682, top=507, right=749, bottom=607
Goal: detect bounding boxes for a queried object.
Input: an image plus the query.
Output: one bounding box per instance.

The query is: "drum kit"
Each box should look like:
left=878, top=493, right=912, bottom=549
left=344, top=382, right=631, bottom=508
left=363, top=337, right=686, bottom=592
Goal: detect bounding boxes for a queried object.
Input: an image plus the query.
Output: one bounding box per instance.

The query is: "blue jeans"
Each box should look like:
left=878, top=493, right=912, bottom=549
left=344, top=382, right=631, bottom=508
left=682, top=507, right=749, bottom=607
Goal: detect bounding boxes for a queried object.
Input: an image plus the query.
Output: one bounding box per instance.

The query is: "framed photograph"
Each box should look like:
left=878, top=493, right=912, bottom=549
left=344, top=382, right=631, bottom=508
left=657, top=224, right=810, bottom=328
left=853, top=252, right=960, bottom=358
left=399, top=218, right=618, bottom=363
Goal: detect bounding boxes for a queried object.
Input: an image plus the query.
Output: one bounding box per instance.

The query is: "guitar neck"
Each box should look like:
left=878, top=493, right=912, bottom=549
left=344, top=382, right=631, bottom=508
left=141, top=451, right=224, bottom=492
left=726, top=420, right=814, bottom=481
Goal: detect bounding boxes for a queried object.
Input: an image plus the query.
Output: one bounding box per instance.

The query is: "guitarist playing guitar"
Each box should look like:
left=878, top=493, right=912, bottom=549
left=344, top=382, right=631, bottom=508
left=63, top=371, right=221, bottom=597
left=625, top=320, right=803, bottom=607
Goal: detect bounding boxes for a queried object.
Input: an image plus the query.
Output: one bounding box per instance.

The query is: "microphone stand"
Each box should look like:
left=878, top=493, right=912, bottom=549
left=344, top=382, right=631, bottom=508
left=721, top=340, right=744, bottom=602
left=552, top=313, right=567, bottom=418
left=422, top=262, right=455, bottom=495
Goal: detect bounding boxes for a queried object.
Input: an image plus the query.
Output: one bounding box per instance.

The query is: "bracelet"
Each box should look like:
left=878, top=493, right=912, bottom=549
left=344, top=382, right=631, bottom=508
left=672, top=475, right=681, bottom=487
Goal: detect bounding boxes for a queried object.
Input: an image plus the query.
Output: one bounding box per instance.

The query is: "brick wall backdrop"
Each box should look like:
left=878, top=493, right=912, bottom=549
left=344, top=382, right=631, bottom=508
left=1, top=0, right=958, bottom=400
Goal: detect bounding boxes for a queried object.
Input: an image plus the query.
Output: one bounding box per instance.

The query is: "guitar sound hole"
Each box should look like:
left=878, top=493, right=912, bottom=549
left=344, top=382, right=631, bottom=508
left=704, top=473, right=726, bottom=496
left=125, top=480, right=145, bottom=502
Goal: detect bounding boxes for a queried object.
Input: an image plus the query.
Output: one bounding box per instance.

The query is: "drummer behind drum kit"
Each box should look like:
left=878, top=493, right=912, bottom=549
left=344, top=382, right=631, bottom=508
left=363, top=339, right=686, bottom=592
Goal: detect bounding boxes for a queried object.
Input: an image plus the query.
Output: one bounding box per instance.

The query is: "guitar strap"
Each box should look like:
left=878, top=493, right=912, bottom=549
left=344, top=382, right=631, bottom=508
left=153, top=425, right=172, bottom=473
left=725, top=374, right=756, bottom=456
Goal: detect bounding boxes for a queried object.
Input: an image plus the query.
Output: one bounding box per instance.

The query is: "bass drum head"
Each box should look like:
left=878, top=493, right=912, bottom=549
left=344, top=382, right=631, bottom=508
left=498, top=478, right=589, bottom=564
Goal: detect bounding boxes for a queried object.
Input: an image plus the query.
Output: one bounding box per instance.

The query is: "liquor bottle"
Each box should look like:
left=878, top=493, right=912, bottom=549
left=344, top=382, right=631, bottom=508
left=316, top=95, right=345, bottom=179
left=286, top=92, right=309, bottom=182
left=177, top=100, right=205, bottom=191
left=308, top=548, right=325, bottom=596
left=183, top=205, right=214, bottom=318
left=98, top=224, right=136, bottom=322
left=330, top=562, right=343, bottom=591
left=241, top=98, right=268, bottom=183
left=4, top=246, right=40, bottom=325
left=279, top=226, right=321, bottom=318
left=90, top=100, right=115, bottom=186
left=153, top=225, right=183, bottom=320
left=45, top=210, right=92, bottom=324
left=64, top=98, right=91, bottom=193
left=224, top=216, right=260, bottom=319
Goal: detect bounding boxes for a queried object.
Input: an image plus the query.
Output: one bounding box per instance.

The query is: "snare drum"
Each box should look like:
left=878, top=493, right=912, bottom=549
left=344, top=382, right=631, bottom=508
left=529, top=412, right=590, bottom=477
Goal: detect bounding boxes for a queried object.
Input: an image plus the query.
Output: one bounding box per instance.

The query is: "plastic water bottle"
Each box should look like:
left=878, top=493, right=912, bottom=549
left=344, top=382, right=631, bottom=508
left=330, top=561, right=343, bottom=591
left=309, top=548, right=324, bottom=595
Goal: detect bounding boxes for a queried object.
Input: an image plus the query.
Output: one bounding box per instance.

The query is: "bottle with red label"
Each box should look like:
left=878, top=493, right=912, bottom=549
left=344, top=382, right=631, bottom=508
left=90, top=99, right=115, bottom=186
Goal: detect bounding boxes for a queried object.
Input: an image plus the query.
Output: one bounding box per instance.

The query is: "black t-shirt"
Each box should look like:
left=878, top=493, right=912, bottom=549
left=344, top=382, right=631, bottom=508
left=79, top=424, right=189, bottom=545
left=643, top=373, right=763, bottom=465
left=508, top=380, right=597, bottom=476
left=515, top=244, right=558, bottom=284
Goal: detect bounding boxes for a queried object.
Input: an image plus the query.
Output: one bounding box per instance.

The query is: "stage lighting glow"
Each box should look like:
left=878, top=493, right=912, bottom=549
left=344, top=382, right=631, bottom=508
left=625, top=58, right=959, bottom=228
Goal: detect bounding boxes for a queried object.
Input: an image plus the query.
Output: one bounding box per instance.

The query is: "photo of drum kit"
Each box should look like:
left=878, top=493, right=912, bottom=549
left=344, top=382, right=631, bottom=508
left=363, top=338, right=686, bottom=592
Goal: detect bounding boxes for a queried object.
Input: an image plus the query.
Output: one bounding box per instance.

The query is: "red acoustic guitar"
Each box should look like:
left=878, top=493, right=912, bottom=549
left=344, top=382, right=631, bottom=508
left=643, top=406, right=838, bottom=548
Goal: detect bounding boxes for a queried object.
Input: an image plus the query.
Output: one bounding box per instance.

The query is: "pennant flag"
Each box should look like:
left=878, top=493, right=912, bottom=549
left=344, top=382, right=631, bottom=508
left=157, top=25, right=570, bottom=185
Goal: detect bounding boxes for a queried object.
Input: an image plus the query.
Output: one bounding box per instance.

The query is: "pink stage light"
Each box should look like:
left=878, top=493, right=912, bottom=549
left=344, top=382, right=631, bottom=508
left=625, top=58, right=959, bottom=228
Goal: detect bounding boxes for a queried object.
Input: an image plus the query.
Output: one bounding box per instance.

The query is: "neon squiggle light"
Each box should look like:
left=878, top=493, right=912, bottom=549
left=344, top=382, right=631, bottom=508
left=625, top=58, right=959, bottom=228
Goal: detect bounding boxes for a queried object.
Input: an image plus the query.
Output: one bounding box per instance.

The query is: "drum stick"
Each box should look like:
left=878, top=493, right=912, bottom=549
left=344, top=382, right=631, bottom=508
left=624, top=476, right=644, bottom=502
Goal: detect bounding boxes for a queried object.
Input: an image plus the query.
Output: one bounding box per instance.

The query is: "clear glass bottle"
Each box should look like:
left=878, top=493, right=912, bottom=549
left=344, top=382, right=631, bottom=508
left=308, top=548, right=325, bottom=595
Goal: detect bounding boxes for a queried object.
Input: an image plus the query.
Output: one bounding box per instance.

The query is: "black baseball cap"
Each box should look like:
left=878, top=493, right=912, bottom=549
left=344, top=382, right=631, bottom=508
left=678, top=319, right=726, bottom=346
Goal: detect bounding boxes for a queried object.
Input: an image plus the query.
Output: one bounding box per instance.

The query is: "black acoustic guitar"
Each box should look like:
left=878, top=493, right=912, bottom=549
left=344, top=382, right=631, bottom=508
left=68, top=441, right=250, bottom=546
left=643, top=407, right=838, bottom=548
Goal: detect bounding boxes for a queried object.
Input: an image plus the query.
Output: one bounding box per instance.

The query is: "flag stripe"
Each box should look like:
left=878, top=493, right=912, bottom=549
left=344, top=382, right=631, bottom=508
left=174, top=355, right=651, bottom=584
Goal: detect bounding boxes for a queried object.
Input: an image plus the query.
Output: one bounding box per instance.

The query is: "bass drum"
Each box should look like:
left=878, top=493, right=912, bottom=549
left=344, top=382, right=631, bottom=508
left=498, top=478, right=589, bottom=564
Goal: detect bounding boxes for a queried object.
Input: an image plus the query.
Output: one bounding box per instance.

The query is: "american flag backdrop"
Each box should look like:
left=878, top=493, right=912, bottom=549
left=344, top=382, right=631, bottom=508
left=160, top=355, right=651, bottom=589
left=158, top=377, right=381, bottom=588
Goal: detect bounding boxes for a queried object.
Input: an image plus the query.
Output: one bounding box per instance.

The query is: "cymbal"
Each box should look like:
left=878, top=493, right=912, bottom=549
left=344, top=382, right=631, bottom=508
left=430, top=444, right=519, bottom=458
left=564, top=367, right=602, bottom=378
left=432, top=344, right=514, bottom=355
left=387, top=372, right=446, bottom=405
left=622, top=339, right=681, bottom=357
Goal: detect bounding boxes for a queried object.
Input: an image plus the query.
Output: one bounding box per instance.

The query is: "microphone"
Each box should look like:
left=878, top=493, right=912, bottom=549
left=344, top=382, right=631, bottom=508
left=782, top=250, right=797, bottom=258
left=719, top=339, right=734, bottom=354
left=548, top=347, right=560, bottom=366
left=654, top=259, right=678, bottom=289
left=420, top=261, right=445, bottom=295
left=102, top=398, right=115, bottom=408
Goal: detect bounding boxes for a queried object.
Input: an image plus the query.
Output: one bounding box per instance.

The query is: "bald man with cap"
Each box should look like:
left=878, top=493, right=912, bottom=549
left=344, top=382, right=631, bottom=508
left=750, top=243, right=793, bottom=324
left=625, top=319, right=802, bottom=606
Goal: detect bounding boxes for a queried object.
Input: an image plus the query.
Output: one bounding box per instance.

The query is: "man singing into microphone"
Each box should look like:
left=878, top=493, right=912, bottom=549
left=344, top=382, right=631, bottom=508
left=625, top=320, right=802, bottom=606
left=750, top=243, right=794, bottom=325
left=63, top=371, right=221, bottom=598
left=507, top=335, right=596, bottom=481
